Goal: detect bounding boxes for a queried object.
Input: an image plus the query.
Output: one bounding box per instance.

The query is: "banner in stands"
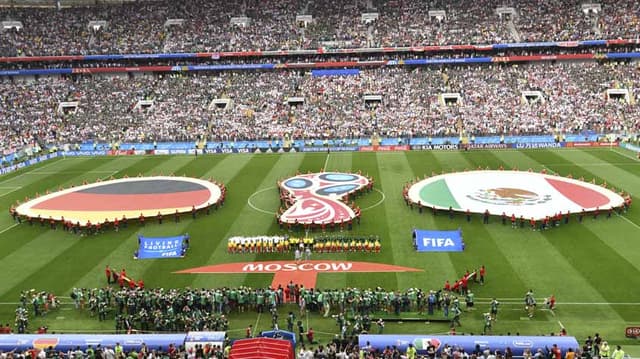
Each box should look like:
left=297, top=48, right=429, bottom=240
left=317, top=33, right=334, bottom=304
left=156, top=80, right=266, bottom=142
left=5, top=52, right=640, bottom=76
left=621, top=143, right=640, bottom=152
left=0, top=153, right=59, bottom=175
left=465, top=143, right=510, bottom=149
left=300, top=146, right=358, bottom=152
left=184, top=331, right=226, bottom=352
left=63, top=150, right=108, bottom=156
left=626, top=326, right=640, bottom=338
left=358, top=335, right=579, bottom=356
left=136, top=234, right=189, bottom=259
left=413, top=229, right=464, bottom=252
left=207, top=148, right=257, bottom=154
left=311, top=69, right=360, bottom=76
left=359, top=145, right=409, bottom=152
left=6, top=38, right=640, bottom=64
left=0, top=334, right=186, bottom=352
left=565, top=141, right=619, bottom=148
left=108, top=149, right=135, bottom=156
left=410, top=144, right=459, bottom=151
left=513, top=142, right=564, bottom=149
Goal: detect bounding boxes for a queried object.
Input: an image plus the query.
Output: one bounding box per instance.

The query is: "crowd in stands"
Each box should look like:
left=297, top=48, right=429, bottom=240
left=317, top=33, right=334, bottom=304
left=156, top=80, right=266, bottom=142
left=1, top=0, right=640, bottom=57
left=1, top=61, right=639, bottom=157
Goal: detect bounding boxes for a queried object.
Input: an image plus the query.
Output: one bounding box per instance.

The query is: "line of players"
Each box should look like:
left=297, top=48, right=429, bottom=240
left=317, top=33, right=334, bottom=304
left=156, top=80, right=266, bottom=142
left=227, top=236, right=382, bottom=254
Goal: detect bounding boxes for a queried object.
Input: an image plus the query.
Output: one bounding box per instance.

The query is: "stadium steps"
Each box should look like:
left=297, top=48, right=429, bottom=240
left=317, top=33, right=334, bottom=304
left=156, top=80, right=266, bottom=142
left=506, top=20, right=521, bottom=42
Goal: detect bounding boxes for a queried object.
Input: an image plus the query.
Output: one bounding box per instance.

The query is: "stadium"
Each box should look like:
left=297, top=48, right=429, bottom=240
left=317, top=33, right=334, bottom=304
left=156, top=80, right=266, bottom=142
left=0, top=0, right=639, bottom=358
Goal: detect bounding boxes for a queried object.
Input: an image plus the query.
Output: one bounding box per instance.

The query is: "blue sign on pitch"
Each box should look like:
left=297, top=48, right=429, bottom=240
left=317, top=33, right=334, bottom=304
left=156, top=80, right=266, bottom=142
left=413, top=229, right=464, bottom=252
left=136, top=234, right=189, bottom=259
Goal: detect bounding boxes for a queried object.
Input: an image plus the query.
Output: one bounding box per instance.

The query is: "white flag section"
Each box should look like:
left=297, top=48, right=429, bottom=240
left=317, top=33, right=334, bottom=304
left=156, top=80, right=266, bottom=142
left=407, top=170, right=625, bottom=220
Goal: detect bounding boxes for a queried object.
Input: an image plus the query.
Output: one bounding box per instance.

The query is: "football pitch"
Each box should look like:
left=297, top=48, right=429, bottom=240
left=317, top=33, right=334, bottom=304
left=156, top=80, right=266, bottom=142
left=0, top=148, right=639, bottom=348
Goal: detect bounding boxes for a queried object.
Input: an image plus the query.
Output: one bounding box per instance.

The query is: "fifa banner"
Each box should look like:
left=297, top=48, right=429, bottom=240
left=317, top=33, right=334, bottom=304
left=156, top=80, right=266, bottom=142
left=136, top=234, right=188, bottom=259
left=413, top=229, right=464, bottom=252
left=358, top=335, right=579, bottom=356
left=0, top=334, right=186, bottom=352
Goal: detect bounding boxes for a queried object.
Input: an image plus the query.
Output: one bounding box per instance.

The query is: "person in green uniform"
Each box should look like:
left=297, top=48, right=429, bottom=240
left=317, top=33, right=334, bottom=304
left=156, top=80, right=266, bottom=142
left=612, top=346, right=624, bottom=359
left=465, top=291, right=474, bottom=311
left=482, top=312, right=492, bottom=334
left=406, top=344, right=417, bottom=359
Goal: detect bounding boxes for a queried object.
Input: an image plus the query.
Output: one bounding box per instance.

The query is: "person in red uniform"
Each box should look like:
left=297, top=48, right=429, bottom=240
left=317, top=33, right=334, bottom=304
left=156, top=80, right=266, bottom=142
left=461, top=275, right=468, bottom=295
left=306, top=327, right=315, bottom=344
left=479, top=265, right=486, bottom=285
left=139, top=213, right=145, bottom=226
left=105, top=265, right=112, bottom=284
left=137, top=279, right=144, bottom=289
left=551, top=344, right=562, bottom=359
left=547, top=294, right=556, bottom=310
left=444, top=280, right=451, bottom=291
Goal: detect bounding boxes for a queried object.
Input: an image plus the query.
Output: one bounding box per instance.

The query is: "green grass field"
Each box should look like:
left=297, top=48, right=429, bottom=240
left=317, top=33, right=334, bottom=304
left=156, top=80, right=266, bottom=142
left=0, top=148, right=639, bottom=350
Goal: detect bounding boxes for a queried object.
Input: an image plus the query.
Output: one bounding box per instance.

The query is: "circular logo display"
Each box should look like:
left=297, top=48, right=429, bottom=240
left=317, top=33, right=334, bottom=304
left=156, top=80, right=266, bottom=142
left=15, top=176, right=222, bottom=224
left=279, top=172, right=370, bottom=224
left=407, top=170, right=624, bottom=220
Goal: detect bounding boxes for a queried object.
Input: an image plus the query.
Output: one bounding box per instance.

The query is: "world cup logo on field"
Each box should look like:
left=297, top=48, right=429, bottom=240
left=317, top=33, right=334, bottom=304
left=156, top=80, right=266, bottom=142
left=278, top=172, right=370, bottom=225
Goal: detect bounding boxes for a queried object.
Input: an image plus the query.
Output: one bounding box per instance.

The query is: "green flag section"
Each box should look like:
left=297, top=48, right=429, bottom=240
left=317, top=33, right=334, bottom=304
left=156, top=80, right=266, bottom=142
left=418, top=178, right=461, bottom=209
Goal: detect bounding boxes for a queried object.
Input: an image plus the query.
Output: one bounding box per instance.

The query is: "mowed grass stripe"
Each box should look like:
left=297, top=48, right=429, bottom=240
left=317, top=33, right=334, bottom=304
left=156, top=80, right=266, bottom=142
left=552, top=149, right=640, bottom=270
left=315, top=151, right=351, bottom=290
left=65, top=156, right=206, bottom=292
left=0, top=157, right=147, bottom=261
left=0, top=157, right=137, bottom=258
left=145, top=154, right=261, bottom=288
left=432, top=151, right=530, bottom=298
left=70, top=155, right=243, bottom=291
left=336, top=152, right=397, bottom=290
left=490, top=150, right=546, bottom=171
left=0, top=232, right=78, bottom=298
left=371, top=152, right=420, bottom=290
left=0, top=156, right=178, bottom=300
left=183, top=154, right=297, bottom=288
left=438, top=151, right=602, bottom=333
left=520, top=150, right=640, bottom=319
left=403, top=151, right=460, bottom=288
left=0, top=156, right=66, bottom=186
left=557, top=149, right=640, bottom=195
left=243, top=153, right=328, bottom=290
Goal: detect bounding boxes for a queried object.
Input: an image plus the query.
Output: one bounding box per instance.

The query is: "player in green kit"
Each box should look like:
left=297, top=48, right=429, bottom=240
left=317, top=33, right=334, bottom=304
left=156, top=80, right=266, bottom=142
left=490, top=298, right=499, bottom=321
left=483, top=312, right=492, bottom=334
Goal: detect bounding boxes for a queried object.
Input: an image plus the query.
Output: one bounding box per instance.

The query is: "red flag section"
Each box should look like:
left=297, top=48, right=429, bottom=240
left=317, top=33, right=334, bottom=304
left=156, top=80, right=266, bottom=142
left=229, top=337, right=293, bottom=359
left=176, top=260, right=422, bottom=289
left=545, top=178, right=610, bottom=208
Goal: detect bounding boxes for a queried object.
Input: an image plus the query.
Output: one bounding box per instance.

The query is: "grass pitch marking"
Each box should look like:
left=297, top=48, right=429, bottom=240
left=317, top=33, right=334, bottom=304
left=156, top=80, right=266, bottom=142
left=323, top=153, right=330, bottom=172
left=247, top=186, right=278, bottom=215
left=616, top=213, right=640, bottom=230
left=0, top=158, right=63, bottom=185
left=253, top=312, right=261, bottom=337
left=0, top=187, right=22, bottom=198
left=360, top=188, right=386, bottom=211
left=0, top=223, right=18, bottom=235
